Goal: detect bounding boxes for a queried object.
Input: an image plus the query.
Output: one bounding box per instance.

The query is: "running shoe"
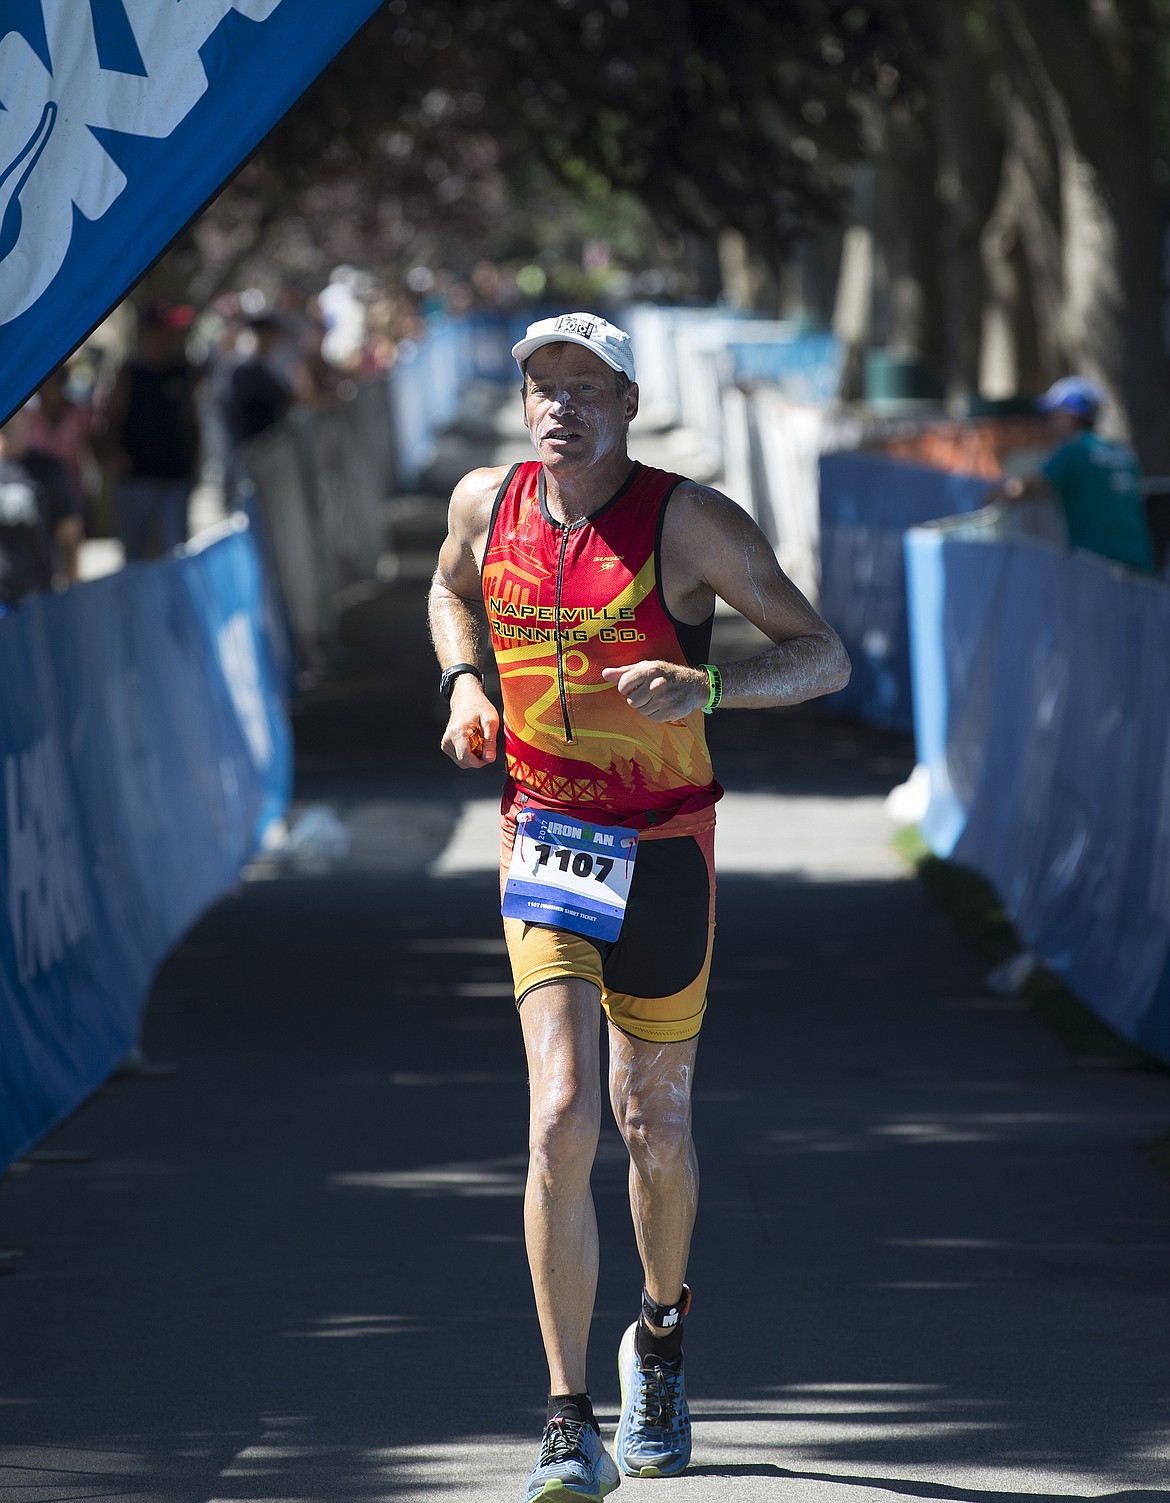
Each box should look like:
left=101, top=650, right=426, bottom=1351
left=523, top=1415, right=621, bottom=1501
left=614, top=1322, right=692, bottom=1477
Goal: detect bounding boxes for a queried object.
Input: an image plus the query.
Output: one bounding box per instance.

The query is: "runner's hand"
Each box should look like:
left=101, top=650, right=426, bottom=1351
left=441, top=681, right=499, bottom=768
left=601, top=660, right=709, bottom=722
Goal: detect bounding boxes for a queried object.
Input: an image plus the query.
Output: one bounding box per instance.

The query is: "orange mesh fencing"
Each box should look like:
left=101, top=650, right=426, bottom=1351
left=867, top=418, right=1053, bottom=478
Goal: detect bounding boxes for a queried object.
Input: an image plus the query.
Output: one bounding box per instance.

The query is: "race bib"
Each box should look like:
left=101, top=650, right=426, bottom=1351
left=502, top=810, right=639, bottom=942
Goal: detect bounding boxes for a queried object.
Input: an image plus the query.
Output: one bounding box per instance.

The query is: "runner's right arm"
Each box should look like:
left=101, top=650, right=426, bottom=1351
left=428, top=467, right=507, bottom=769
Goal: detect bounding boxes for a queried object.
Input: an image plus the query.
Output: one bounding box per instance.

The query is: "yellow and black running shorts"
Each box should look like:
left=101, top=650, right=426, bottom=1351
left=500, top=814, right=715, bottom=1044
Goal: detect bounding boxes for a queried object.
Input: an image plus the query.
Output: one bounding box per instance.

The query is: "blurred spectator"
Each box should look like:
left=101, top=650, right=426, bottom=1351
left=95, top=300, right=200, bottom=561
left=271, top=277, right=318, bottom=386
left=988, top=376, right=1157, bottom=574
left=318, top=265, right=369, bottom=369
left=470, top=260, right=503, bottom=306
left=299, top=316, right=350, bottom=407
left=25, top=364, right=97, bottom=518
left=223, top=314, right=298, bottom=446
left=361, top=296, right=399, bottom=377
left=0, top=403, right=84, bottom=612
left=202, top=293, right=247, bottom=487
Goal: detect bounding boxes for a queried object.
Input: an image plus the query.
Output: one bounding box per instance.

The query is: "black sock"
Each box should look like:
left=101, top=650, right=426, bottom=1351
left=547, top=1392, right=597, bottom=1432
left=634, top=1315, right=684, bottom=1366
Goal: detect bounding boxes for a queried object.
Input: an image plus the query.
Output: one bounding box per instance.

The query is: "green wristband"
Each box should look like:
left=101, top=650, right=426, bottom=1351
left=701, top=663, right=722, bottom=714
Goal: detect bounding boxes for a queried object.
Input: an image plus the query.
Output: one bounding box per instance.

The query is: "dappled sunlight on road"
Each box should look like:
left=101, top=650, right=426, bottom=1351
left=282, top=1313, right=428, bottom=1339
left=169, top=1390, right=1170, bottom=1501
left=331, top=1158, right=528, bottom=1198
left=4, top=684, right=1168, bottom=1503
left=753, top=1111, right=1096, bottom=1156
left=204, top=1423, right=542, bottom=1500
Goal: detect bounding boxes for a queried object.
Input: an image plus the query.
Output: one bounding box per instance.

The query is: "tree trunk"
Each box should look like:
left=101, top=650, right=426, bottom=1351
left=831, top=165, right=876, bottom=400
left=934, top=7, right=1006, bottom=403
left=684, top=231, right=724, bottom=303
left=717, top=227, right=778, bottom=312
left=999, top=0, right=1170, bottom=470
left=777, top=227, right=841, bottom=327
left=976, top=76, right=1062, bottom=399
left=871, top=97, right=947, bottom=373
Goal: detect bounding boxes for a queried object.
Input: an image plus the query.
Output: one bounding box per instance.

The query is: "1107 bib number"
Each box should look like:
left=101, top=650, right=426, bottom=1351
left=530, top=844, right=615, bottom=883
left=502, top=810, right=638, bottom=942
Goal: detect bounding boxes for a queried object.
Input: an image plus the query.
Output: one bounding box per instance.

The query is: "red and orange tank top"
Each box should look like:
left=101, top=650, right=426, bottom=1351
left=481, top=460, right=721, bottom=831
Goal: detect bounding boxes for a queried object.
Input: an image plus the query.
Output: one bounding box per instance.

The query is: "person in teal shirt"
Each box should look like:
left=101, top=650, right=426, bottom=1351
left=991, top=376, right=1157, bottom=573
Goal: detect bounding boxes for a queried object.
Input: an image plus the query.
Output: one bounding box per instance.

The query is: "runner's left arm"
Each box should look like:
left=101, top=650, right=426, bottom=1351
left=601, top=483, right=850, bottom=721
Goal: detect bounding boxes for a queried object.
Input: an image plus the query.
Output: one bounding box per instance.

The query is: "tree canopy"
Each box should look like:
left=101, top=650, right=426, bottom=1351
left=165, top=0, right=1170, bottom=465
left=181, top=0, right=933, bottom=300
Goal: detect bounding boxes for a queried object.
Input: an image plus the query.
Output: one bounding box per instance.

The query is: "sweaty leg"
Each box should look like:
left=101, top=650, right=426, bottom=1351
left=607, top=1027, right=699, bottom=1317
left=520, top=977, right=604, bottom=1396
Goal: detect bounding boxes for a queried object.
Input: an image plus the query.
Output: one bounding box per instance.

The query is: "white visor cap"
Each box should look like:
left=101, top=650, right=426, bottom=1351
left=511, top=312, right=635, bottom=382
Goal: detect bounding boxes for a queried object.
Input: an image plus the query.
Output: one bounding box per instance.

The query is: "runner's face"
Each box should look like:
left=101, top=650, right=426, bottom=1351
left=522, top=344, right=636, bottom=470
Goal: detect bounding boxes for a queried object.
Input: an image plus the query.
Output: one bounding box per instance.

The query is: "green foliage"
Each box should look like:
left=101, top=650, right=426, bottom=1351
left=192, top=0, right=936, bottom=293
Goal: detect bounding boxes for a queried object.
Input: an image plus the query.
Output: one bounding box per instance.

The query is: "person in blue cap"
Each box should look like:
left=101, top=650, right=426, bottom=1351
left=988, top=376, right=1157, bottom=573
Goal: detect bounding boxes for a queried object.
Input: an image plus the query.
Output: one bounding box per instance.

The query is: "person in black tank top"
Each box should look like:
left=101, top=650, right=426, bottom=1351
left=97, top=301, right=200, bottom=562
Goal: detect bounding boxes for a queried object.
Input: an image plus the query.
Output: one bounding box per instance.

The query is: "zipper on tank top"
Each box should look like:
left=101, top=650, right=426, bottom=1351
left=554, top=522, right=573, bottom=742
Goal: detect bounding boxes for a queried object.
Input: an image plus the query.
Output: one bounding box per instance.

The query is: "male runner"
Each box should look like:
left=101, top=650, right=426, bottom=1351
left=428, top=312, right=850, bottom=1500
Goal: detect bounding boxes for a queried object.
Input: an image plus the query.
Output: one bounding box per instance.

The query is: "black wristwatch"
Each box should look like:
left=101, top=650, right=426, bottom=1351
left=439, top=662, right=484, bottom=701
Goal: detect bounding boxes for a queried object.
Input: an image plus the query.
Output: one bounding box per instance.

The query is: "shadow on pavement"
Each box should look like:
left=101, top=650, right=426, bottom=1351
left=2, top=483, right=1170, bottom=1502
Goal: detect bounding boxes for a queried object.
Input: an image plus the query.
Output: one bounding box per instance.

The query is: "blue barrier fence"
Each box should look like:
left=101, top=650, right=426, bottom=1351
left=387, top=307, right=846, bottom=493
left=0, top=522, right=291, bottom=1169
left=724, top=333, right=844, bottom=407
left=819, top=452, right=990, bottom=732
left=388, top=323, right=470, bottom=490
left=387, top=310, right=568, bottom=488
left=905, top=526, right=1170, bottom=1061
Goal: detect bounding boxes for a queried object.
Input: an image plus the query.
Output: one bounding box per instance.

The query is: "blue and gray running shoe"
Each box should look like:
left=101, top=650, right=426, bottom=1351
left=614, top=1323, right=692, bottom=1477
left=524, top=1416, right=620, bottom=1501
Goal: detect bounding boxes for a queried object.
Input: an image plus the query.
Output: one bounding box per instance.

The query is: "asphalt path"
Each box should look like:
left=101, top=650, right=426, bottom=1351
left=2, top=399, right=1169, bottom=1503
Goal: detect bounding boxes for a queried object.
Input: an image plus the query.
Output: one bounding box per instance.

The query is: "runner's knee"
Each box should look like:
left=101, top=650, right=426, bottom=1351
left=529, top=1080, right=601, bottom=1177
left=615, top=1096, right=692, bottom=1175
